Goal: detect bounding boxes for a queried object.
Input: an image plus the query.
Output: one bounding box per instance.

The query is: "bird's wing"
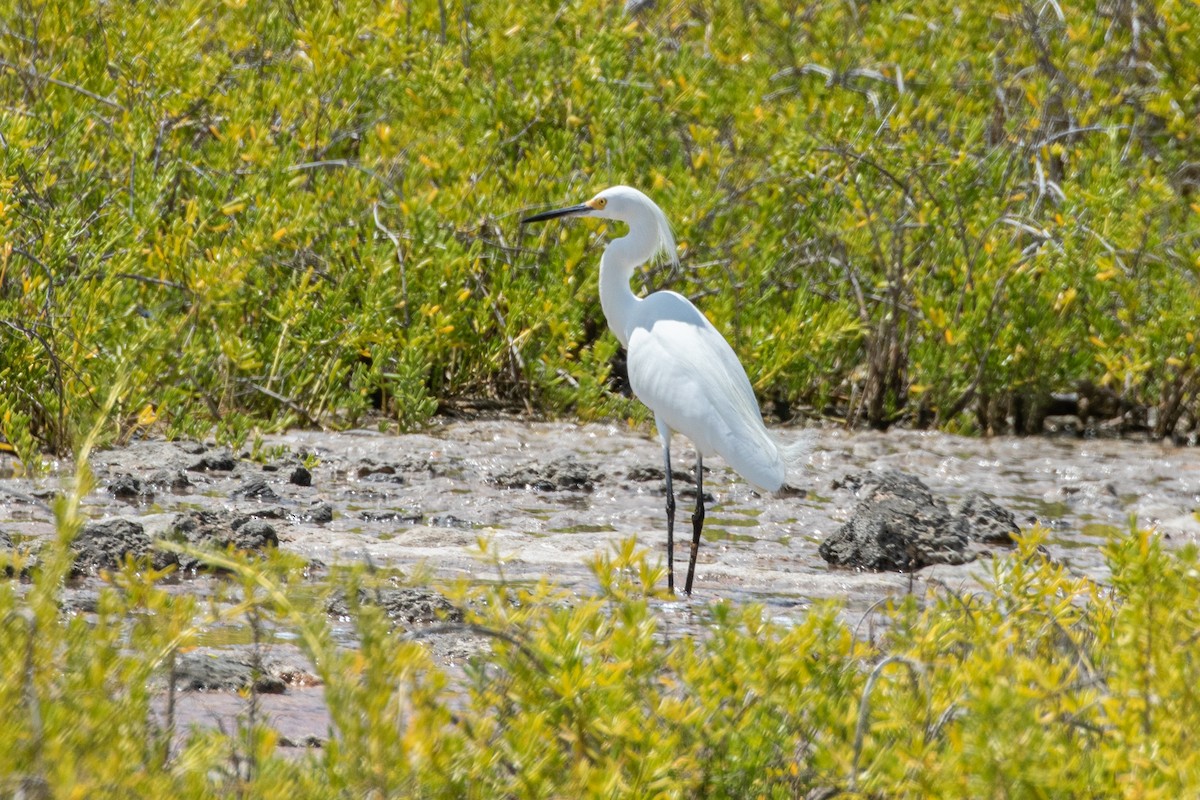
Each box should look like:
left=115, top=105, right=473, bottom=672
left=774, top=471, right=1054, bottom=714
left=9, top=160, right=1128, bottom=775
left=625, top=292, right=784, bottom=491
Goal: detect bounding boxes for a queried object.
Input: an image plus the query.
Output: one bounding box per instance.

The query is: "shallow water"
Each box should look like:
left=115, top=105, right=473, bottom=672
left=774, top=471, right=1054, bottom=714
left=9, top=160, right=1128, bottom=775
left=3, top=421, right=1198, bottom=744
left=5, top=422, right=1200, bottom=608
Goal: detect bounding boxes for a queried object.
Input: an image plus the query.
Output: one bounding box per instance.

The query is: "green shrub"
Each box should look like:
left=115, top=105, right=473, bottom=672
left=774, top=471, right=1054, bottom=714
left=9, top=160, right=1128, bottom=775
left=2, top=0, right=1199, bottom=450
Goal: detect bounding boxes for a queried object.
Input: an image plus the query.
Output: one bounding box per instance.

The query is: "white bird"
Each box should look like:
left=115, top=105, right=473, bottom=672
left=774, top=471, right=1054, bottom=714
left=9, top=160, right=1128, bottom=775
left=522, top=185, right=806, bottom=595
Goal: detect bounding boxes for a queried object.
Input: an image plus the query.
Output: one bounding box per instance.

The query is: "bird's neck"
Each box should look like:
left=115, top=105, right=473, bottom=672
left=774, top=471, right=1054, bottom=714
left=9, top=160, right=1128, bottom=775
left=599, top=222, right=661, bottom=348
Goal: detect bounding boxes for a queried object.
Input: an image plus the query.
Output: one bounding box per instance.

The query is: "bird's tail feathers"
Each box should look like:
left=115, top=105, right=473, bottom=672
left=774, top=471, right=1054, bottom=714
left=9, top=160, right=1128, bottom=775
left=777, top=429, right=816, bottom=469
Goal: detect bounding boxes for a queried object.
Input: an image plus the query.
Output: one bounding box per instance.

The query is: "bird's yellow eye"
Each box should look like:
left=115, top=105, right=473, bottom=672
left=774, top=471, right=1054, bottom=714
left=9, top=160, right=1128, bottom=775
left=595, top=197, right=607, bottom=208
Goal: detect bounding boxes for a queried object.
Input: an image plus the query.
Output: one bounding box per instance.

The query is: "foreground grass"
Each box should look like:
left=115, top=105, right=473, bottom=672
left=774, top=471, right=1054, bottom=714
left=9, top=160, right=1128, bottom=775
left=2, top=448, right=1198, bottom=798
left=2, top=0, right=1200, bottom=460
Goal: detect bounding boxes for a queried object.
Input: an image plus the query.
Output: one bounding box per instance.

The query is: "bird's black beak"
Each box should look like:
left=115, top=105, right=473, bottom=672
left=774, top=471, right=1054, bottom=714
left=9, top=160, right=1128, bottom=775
left=520, top=203, right=591, bottom=224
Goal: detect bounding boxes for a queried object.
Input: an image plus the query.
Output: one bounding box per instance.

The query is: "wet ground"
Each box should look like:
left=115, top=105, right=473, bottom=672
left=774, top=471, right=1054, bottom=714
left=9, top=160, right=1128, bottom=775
left=3, top=420, right=1200, bottom=748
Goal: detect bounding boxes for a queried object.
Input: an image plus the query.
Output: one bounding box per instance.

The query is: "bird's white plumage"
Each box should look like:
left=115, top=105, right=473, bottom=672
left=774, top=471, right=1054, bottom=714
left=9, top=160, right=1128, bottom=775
left=580, top=186, right=788, bottom=493
left=625, top=291, right=785, bottom=491
left=521, top=184, right=803, bottom=593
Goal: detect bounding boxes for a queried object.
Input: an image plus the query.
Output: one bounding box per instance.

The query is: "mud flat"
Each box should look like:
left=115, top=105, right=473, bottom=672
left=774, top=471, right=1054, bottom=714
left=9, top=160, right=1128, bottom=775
left=4, top=421, right=1200, bottom=607
left=3, top=421, right=1198, bottom=747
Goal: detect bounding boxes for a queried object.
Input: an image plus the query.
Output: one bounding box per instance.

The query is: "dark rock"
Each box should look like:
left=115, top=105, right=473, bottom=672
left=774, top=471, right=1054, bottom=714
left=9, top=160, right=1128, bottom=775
left=232, top=475, right=279, bottom=501
left=108, top=472, right=153, bottom=500
left=173, top=649, right=287, bottom=693
left=230, top=518, right=280, bottom=550
left=831, top=470, right=929, bottom=496
left=360, top=509, right=423, bottom=523
left=251, top=501, right=333, bottom=524
left=249, top=505, right=286, bottom=520
left=166, top=510, right=227, bottom=547
left=357, top=462, right=396, bottom=479
left=0, top=529, right=11, bottom=548
left=396, top=455, right=434, bottom=473
left=774, top=482, right=808, bottom=499
left=187, top=450, right=236, bottom=472
left=627, top=465, right=694, bottom=483
left=286, top=500, right=333, bottom=524
left=74, top=518, right=175, bottom=575
left=819, top=470, right=974, bottom=571
left=288, top=465, right=312, bottom=487
left=326, top=586, right=462, bottom=627
left=490, top=455, right=602, bottom=492
left=679, top=486, right=715, bottom=503
left=954, top=491, right=1019, bottom=545
left=356, top=461, right=405, bottom=483
left=428, top=514, right=474, bottom=529
left=166, top=510, right=278, bottom=570
left=146, top=468, right=192, bottom=491
left=627, top=465, right=661, bottom=482
left=278, top=735, right=325, bottom=748
left=362, top=471, right=406, bottom=484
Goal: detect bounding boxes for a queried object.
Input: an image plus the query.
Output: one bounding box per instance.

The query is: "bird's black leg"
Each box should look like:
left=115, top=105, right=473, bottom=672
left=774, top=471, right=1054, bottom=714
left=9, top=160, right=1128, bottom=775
left=663, top=441, right=676, bottom=594
left=685, top=454, right=705, bottom=596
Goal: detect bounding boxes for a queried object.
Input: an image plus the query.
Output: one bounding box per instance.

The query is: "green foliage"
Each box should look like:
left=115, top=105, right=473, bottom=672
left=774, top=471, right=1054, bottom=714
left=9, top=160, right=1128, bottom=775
left=4, top=451, right=1200, bottom=800
left=2, top=0, right=1199, bottom=449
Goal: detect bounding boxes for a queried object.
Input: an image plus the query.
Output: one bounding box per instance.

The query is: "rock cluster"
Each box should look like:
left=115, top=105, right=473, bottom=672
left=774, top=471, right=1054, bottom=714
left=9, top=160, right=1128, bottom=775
left=819, top=470, right=1018, bottom=571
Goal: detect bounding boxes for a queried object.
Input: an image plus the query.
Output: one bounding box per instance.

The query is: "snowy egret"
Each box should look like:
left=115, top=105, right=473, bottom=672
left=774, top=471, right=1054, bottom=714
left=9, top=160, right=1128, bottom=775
left=522, top=185, right=805, bottom=595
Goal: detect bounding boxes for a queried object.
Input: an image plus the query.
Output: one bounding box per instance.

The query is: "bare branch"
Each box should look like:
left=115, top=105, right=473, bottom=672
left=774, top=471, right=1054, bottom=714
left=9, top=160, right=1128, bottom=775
left=0, top=57, right=124, bottom=110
